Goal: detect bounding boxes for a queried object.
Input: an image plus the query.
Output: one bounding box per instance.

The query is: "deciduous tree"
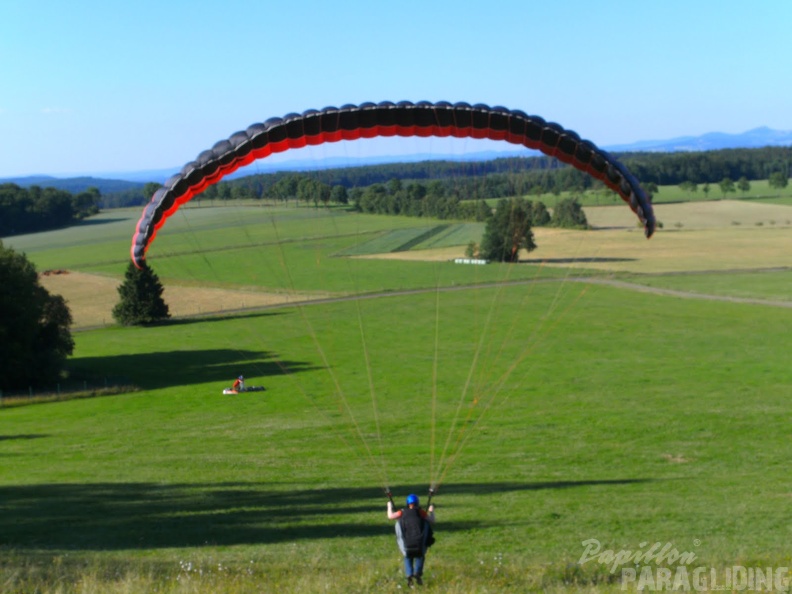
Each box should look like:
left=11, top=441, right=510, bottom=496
left=768, top=171, right=789, bottom=189
left=330, top=185, right=348, bottom=204
left=479, top=198, right=536, bottom=262
left=0, top=241, right=74, bottom=389
left=719, top=177, right=735, bottom=198
left=551, top=198, right=588, bottom=229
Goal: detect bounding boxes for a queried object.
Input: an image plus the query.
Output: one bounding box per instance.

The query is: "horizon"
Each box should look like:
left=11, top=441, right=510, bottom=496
left=3, top=124, right=790, bottom=182
left=2, top=0, right=792, bottom=178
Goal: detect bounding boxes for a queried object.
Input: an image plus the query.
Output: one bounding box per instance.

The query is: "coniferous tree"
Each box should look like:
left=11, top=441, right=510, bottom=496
left=112, top=262, right=170, bottom=326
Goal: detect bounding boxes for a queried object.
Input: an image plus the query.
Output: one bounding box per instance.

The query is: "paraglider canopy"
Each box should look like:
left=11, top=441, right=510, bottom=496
left=130, top=101, right=656, bottom=268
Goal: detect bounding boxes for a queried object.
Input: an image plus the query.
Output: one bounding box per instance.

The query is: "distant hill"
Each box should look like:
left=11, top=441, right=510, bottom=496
left=0, top=175, right=145, bottom=194
left=606, top=126, right=792, bottom=153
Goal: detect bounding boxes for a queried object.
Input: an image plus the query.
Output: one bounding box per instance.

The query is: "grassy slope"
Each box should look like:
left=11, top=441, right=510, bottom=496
left=2, top=285, right=792, bottom=592
left=2, top=192, right=792, bottom=592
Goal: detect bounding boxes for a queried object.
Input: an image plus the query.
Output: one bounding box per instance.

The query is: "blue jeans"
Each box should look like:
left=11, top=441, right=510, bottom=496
left=404, top=554, right=425, bottom=578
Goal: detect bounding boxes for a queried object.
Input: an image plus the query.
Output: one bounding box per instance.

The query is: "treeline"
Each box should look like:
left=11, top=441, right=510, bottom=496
left=191, top=172, right=575, bottom=228
left=184, top=145, right=792, bottom=221
left=282, top=155, right=566, bottom=187
left=222, top=158, right=598, bottom=200
left=101, top=187, right=150, bottom=209
left=0, top=184, right=101, bottom=236
left=257, top=173, right=587, bottom=231
left=213, top=145, right=792, bottom=204
left=231, top=145, right=792, bottom=191
left=3, top=176, right=148, bottom=210
left=622, top=146, right=792, bottom=186
left=192, top=173, right=506, bottom=221
left=351, top=178, right=589, bottom=232
left=352, top=178, right=492, bottom=220
left=10, top=144, right=792, bottom=213
left=211, top=163, right=602, bottom=204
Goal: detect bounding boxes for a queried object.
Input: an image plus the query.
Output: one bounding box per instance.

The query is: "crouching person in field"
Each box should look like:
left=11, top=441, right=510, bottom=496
left=387, top=494, right=435, bottom=587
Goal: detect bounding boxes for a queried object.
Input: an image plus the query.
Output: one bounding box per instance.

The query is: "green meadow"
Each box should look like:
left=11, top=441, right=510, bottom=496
left=2, top=195, right=792, bottom=593
left=560, top=178, right=792, bottom=208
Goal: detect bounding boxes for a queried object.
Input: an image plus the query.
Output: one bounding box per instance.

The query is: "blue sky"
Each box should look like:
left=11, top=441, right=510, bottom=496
left=2, top=0, right=791, bottom=177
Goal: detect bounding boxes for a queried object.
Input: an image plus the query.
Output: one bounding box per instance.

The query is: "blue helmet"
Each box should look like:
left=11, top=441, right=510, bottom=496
left=406, top=494, right=419, bottom=506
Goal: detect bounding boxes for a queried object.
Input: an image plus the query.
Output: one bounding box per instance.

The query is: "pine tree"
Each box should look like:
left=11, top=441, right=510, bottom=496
left=112, top=262, right=170, bottom=326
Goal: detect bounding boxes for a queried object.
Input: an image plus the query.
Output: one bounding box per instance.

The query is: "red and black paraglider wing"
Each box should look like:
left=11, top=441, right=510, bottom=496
left=131, top=101, right=655, bottom=267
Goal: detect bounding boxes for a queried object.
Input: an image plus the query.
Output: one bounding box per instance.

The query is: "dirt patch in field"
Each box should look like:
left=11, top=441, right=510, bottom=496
left=38, top=271, right=333, bottom=329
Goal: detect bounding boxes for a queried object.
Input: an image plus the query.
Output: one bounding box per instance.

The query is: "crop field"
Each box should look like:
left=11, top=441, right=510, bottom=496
left=2, top=196, right=792, bottom=593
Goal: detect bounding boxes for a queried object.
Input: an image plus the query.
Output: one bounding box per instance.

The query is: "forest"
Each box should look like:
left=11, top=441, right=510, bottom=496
left=0, top=183, right=101, bottom=236
left=196, top=145, right=792, bottom=206
left=1, top=146, right=790, bottom=230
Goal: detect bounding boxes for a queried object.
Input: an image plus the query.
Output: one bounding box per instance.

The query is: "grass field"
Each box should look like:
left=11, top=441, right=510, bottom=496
left=542, top=179, right=792, bottom=208
left=13, top=198, right=792, bottom=330
left=2, top=195, right=792, bottom=592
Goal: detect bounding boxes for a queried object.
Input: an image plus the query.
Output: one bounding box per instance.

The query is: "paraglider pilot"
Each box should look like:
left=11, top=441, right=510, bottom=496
left=232, top=375, right=245, bottom=392
left=387, top=491, right=435, bottom=586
